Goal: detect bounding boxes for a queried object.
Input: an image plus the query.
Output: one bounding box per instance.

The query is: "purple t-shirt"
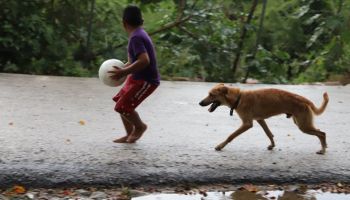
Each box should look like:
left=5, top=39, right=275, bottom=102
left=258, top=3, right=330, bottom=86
left=128, top=28, right=160, bottom=85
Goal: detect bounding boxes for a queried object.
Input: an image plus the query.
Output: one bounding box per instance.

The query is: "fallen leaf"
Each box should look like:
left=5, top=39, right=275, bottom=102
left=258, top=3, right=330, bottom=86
left=199, top=189, right=208, bottom=197
left=62, top=190, right=72, bottom=196
left=241, top=184, right=259, bottom=193
left=116, top=194, right=130, bottom=200
left=12, top=185, right=26, bottom=194
left=9, top=122, right=13, bottom=126
left=79, top=120, right=85, bottom=125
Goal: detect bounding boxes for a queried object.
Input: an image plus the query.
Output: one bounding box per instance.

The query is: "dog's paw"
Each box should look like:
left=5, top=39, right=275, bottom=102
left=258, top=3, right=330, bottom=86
left=215, top=145, right=223, bottom=151
left=267, top=145, right=275, bottom=150
left=316, top=150, right=325, bottom=155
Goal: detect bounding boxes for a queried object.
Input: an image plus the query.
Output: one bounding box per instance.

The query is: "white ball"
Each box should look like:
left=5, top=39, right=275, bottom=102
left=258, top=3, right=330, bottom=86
left=98, top=59, right=126, bottom=87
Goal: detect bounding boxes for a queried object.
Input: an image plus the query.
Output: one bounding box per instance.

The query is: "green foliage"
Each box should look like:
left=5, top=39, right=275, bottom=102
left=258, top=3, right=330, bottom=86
left=0, top=0, right=349, bottom=83
left=244, top=0, right=350, bottom=83
left=0, top=0, right=126, bottom=76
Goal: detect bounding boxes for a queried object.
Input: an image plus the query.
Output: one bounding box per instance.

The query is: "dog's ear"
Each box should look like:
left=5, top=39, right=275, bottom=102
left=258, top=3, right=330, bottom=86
left=225, top=88, right=240, bottom=103
left=219, top=86, right=228, bottom=94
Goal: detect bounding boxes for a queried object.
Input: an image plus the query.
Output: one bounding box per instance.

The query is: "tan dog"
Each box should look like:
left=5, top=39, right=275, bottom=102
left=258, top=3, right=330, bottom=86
left=199, top=84, right=329, bottom=154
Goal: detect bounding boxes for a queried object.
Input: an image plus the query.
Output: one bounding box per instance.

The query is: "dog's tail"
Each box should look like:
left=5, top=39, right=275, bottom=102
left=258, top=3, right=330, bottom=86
left=308, top=92, right=329, bottom=115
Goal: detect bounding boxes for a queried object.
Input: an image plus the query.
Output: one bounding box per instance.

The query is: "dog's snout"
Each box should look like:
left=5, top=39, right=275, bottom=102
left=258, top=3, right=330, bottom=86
left=199, top=99, right=211, bottom=106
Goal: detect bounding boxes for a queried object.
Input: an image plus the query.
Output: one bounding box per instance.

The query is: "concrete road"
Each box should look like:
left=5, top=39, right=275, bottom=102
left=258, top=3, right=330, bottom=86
left=0, top=73, right=349, bottom=187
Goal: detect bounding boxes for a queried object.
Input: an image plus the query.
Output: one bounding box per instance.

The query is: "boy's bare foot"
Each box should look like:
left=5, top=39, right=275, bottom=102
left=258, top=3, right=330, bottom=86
left=113, top=124, right=134, bottom=143
left=113, top=135, right=129, bottom=143
left=127, top=123, right=147, bottom=143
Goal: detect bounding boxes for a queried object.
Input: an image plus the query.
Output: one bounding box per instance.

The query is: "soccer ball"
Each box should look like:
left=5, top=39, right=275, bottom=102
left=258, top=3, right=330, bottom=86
left=98, top=59, right=126, bottom=87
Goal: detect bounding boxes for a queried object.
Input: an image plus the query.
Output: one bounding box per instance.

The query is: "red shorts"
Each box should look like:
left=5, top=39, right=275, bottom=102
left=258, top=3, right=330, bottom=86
left=113, top=76, right=158, bottom=114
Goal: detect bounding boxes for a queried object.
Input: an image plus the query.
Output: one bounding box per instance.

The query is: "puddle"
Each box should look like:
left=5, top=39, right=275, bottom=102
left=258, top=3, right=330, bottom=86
left=133, top=190, right=350, bottom=200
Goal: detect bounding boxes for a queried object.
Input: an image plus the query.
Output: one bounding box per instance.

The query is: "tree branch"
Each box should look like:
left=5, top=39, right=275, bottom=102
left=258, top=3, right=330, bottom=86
left=96, top=0, right=191, bottom=56
left=177, top=26, right=198, bottom=39
left=176, top=0, right=186, bottom=21
left=149, top=15, right=192, bottom=35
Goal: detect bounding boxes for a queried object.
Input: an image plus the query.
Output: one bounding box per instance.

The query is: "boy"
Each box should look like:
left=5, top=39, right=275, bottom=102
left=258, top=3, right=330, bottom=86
left=109, top=5, right=160, bottom=143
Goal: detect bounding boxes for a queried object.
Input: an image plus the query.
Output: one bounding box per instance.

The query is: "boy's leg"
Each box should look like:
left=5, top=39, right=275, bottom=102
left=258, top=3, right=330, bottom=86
left=113, top=115, right=135, bottom=143
left=122, top=110, right=147, bottom=143
left=113, top=77, right=158, bottom=143
left=112, top=76, right=133, bottom=143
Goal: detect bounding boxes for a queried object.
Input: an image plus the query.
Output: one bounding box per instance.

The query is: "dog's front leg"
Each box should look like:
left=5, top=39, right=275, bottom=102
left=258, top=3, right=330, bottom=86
left=257, top=119, right=275, bottom=150
left=215, top=122, right=253, bottom=151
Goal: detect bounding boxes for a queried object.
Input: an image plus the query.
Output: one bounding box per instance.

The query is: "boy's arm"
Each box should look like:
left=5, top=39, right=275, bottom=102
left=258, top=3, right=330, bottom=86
left=109, top=53, right=150, bottom=80
left=124, top=55, right=132, bottom=67
left=123, top=52, right=149, bottom=74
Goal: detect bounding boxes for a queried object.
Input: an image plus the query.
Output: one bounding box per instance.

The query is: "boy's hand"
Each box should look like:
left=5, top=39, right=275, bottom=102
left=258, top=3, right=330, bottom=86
left=108, top=66, right=126, bottom=80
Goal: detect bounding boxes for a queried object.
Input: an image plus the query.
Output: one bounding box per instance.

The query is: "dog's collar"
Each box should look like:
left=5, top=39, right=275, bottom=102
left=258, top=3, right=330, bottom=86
left=230, top=94, right=241, bottom=116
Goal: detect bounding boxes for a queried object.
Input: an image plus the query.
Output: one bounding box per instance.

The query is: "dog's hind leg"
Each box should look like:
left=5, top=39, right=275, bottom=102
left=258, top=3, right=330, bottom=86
left=257, top=119, right=275, bottom=150
left=300, top=128, right=327, bottom=154
left=294, top=112, right=327, bottom=154
left=215, top=120, right=253, bottom=151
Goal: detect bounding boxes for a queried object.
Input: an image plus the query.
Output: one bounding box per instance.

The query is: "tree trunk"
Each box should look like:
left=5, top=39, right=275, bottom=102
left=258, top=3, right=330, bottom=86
left=243, top=0, right=267, bottom=83
left=84, top=0, right=95, bottom=67
left=231, top=0, right=258, bottom=80
left=337, top=0, right=343, bottom=14
left=86, top=0, right=95, bottom=51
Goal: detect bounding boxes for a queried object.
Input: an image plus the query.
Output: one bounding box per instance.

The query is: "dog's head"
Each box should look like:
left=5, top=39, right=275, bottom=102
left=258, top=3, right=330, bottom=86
left=199, top=83, right=240, bottom=112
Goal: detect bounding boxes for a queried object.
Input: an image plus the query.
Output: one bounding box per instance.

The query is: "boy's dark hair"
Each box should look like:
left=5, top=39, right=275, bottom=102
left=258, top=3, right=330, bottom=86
left=123, top=5, right=144, bottom=27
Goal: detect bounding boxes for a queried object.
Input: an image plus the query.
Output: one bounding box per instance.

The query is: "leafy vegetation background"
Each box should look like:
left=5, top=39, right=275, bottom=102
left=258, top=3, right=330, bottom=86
left=1, top=0, right=349, bottom=83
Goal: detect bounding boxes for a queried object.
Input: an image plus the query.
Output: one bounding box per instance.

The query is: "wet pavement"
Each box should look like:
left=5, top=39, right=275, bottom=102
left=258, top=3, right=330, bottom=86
left=2, top=184, right=350, bottom=200
left=134, top=190, right=350, bottom=200
left=0, top=73, right=349, bottom=187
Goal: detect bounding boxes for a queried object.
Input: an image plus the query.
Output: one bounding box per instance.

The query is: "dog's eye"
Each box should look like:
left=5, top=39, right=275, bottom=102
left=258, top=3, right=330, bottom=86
left=209, top=93, right=213, bottom=97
